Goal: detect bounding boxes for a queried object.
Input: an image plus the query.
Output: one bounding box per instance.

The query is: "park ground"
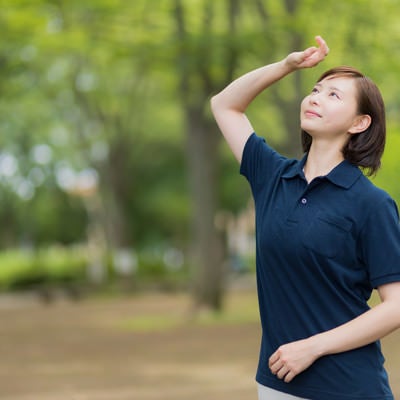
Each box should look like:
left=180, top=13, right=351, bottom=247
left=0, top=285, right=399, bottom=400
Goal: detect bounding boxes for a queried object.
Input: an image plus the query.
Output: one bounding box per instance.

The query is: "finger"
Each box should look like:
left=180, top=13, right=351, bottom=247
left=302, top=46, right=318, bottom=60
left=277, top=365, right=290, bottom=380
left=284, top=370, right=296, bottom=383
left=315, top=35, right=329, bottom=55
left=268, top=352, right=279, bottom=368
left=269, top=360, right=282, bottom=375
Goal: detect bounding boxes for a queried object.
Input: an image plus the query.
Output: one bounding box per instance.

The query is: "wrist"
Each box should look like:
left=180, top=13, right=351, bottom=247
left=282, top=57, right=299, bottom=74
left=308, top=333, right=330, bottom=358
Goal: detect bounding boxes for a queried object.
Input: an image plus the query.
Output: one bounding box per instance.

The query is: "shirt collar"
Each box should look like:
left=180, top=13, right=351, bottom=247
left=282, top=154, right=362, bottom=189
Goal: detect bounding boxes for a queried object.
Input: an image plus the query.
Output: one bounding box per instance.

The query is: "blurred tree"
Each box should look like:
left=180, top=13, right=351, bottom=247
left=172, top=0, right=235, bottom=310
left=0, top=0, right=400, bottom=309
left=169, top=0, right=400, bottom=311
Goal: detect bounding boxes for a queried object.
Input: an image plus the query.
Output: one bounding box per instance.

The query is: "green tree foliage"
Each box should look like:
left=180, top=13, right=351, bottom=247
left=1, top=0, right=400, bottom=308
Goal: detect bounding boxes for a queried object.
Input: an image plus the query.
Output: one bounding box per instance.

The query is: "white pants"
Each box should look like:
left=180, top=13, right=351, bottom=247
left=257, top=383, right=309, bottom=400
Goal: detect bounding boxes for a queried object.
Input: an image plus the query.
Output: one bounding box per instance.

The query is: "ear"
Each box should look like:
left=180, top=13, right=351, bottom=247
left=349, top=114, right=371, bottom=135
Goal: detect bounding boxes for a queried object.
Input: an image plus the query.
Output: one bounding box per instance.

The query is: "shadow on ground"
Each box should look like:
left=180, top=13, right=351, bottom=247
left=0, top=289, right=398, bottom=400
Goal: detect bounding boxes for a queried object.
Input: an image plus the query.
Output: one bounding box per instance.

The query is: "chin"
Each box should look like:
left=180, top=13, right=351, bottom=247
left=300, top=124, right=315, bottom=136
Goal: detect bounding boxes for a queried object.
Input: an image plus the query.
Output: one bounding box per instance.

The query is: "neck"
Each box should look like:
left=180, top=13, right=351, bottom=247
left=304, top=142, right=345, bottom=183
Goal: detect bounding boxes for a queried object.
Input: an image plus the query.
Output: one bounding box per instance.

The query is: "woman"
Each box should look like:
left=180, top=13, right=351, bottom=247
left=211, top=36, right=400, bottom=399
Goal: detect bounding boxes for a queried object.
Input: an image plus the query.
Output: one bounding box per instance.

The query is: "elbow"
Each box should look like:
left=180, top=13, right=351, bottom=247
left=210, top=93, right=221, bottom=115
left=210, top=92, right=233, bottom=117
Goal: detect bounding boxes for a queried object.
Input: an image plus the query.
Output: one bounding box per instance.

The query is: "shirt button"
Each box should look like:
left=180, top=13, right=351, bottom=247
left=301, top=198, right=307, bottom=205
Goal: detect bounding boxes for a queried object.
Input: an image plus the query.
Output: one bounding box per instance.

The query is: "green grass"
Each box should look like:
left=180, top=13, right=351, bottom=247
left=117, top=291, right=260, bottom=333
left=116, top=288, right=384, bottom=334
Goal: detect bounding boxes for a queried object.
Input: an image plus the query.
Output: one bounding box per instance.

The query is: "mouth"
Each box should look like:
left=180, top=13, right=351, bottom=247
left=304, top=110, right=322, bottom=118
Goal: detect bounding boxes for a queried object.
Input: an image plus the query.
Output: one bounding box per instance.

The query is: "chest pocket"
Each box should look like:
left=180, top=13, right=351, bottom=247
left=302, top=212, right=352, bottom=258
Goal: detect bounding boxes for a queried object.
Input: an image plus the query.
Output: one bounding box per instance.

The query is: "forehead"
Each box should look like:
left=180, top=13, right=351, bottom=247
left=317, top=75, right=357, bottom=92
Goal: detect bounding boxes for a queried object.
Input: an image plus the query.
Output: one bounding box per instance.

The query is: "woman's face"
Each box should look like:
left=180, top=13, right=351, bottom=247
left=300, top=75, right=361, bottom=140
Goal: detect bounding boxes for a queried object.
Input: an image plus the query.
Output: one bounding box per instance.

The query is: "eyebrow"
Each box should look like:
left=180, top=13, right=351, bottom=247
left=315, top=83, right=344, bottom=93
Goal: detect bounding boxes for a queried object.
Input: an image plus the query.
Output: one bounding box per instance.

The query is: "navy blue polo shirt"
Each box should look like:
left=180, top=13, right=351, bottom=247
left=240, top=133, right=400, bottom=400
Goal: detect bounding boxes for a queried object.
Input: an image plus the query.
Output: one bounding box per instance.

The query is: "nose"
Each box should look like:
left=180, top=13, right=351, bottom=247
left=309, top=93, right=319, bottom=106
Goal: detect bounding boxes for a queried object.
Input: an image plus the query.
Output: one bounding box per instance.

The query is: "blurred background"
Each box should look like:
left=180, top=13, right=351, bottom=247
left=1, top=0, right=400, bottom=399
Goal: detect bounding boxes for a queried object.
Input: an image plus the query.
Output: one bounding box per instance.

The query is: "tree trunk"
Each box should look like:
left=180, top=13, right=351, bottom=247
left=173, top=0, right=226, bottom=311
left=185, top=107, right=225, bottom=310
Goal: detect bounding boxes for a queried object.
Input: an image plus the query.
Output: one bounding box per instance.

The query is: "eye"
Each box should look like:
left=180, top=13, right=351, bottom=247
left=329, top=91, right=340, bottom=99
left=311, top=87, right=319, bottom=94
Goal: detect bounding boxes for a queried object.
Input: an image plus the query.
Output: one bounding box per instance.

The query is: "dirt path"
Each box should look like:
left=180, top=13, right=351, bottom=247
left=0, top=291, right=398, bottom=399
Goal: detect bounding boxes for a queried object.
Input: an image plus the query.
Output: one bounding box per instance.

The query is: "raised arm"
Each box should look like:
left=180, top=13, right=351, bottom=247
left=210, top=36, right=329, bottom=163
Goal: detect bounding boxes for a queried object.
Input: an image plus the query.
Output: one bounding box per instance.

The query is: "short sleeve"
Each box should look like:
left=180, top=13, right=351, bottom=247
left=240, top=132, right=286, bottom=192
left=360, top=196, right=400, bottom=288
